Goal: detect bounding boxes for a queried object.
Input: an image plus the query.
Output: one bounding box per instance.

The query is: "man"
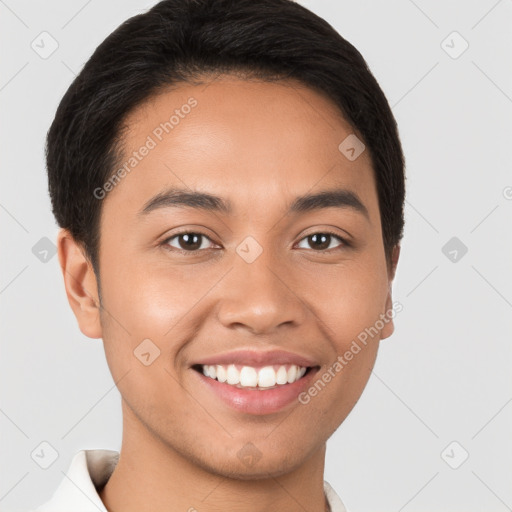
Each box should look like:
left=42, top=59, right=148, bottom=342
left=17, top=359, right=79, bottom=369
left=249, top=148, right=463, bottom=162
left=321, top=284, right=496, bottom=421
left=34, top=0, right=405, bottom=510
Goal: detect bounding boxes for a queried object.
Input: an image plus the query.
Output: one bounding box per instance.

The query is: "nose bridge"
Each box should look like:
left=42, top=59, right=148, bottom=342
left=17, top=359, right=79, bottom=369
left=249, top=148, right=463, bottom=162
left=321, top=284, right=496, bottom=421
left=216, top=240, right=305, bottom=334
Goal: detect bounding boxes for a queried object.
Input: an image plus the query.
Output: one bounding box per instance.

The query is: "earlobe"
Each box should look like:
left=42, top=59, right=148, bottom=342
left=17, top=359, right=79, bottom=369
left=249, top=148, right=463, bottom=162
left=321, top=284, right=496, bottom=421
left=57, top=229, right=103, bottom=339
left=381, top=289, right=395, bottom=340
left=381, top=244, right=401, bottom=340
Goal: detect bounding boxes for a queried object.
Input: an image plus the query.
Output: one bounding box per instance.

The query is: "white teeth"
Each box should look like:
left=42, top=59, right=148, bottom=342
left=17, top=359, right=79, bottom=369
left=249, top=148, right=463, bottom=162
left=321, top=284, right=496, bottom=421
left=226, top=364, right=240, bottom=385
left=216, top=365, right=227, bottom=383
left=287, top=365, right=297, bottom=383
left=240, top=366, right=258, bottom=387
left=276, top=366, right=288, bottom=385
left=200, top=363, right=309, bottom=389
left=258, top=366, right=276, bottom=388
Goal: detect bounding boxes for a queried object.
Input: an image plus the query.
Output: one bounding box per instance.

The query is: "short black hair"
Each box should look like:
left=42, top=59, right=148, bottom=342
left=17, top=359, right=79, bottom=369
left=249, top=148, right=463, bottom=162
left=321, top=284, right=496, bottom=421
left=46, top=0, right=405, bottom=275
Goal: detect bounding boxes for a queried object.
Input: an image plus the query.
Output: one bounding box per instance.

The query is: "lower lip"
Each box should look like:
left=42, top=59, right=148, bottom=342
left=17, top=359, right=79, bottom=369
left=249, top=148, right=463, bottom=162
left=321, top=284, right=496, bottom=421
left=192, top=367, right=319, bottom=415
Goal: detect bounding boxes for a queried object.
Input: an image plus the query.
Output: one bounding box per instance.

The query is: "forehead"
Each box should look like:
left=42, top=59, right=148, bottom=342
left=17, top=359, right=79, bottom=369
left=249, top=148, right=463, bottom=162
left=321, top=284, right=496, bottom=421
left=105, top=76, right=379, bottom=220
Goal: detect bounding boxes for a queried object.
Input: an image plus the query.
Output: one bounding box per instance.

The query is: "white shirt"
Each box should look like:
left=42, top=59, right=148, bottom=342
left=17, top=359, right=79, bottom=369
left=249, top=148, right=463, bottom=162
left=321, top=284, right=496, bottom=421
left=32, top=449, right=349, bottom=512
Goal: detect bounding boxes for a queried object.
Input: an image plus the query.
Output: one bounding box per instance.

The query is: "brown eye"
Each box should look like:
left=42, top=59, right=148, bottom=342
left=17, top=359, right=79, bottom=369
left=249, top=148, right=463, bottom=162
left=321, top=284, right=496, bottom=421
left=297, top=232, right=346, bottom=251
left=165, top=232, right=214, bottom=252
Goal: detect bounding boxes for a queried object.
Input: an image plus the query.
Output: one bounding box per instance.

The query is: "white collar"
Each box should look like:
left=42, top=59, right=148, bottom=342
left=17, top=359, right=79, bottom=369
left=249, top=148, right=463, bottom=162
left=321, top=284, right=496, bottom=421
left=34, top=449, right=349, bottom=512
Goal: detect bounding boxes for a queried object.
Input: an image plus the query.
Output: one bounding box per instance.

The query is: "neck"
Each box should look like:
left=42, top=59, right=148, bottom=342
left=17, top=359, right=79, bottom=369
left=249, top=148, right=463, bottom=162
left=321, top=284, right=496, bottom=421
left=99, top=403, right=329, bottom=512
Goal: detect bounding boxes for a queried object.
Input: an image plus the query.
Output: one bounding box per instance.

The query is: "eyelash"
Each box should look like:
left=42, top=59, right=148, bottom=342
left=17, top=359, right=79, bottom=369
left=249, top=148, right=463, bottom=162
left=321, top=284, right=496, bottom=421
left=161, top=230, right=350, bottom=255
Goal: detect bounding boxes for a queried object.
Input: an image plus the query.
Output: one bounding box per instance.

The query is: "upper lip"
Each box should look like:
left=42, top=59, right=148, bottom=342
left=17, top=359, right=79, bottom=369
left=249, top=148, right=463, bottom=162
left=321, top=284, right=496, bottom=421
left=191, top=349, right=318, bottom=368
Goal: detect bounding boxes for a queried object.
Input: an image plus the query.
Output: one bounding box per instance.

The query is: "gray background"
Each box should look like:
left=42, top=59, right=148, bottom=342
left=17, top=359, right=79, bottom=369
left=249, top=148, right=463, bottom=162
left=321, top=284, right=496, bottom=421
left=1, top=0, right=511, bottom=511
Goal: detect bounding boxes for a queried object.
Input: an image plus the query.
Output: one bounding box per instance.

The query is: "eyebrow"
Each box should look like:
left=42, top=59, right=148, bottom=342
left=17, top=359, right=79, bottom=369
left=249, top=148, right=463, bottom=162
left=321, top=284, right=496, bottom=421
left=139, top=187, right=369, bottom=219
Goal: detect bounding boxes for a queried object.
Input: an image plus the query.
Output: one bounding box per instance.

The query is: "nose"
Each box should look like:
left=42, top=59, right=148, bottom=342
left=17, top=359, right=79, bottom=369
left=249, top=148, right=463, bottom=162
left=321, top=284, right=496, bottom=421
left=215, top=247, right=307, bottom=336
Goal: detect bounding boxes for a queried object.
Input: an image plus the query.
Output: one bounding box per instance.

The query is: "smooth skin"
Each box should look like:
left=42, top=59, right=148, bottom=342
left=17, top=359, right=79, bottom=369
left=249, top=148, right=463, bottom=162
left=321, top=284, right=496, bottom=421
left=58, top=76, right=400, bottom=512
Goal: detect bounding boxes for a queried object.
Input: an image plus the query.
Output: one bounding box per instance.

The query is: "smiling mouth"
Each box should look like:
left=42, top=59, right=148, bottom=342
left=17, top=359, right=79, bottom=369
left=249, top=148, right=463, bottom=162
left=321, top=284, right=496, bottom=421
left=192, top=363, right=317, bottom=390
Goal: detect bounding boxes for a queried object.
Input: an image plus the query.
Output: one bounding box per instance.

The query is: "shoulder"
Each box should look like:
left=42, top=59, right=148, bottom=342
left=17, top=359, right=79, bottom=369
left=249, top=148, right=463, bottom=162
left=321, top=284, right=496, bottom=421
left=31, top=449, right=119, bottom=512
left=324, top=480, right=352, bottom=512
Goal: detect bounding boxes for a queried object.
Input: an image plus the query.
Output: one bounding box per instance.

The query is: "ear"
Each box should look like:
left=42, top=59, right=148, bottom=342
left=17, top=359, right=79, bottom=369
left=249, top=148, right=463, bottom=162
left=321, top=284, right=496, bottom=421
left=57, top=229, right=103, bottom=339
left=381, top=244, right=401, bottom=340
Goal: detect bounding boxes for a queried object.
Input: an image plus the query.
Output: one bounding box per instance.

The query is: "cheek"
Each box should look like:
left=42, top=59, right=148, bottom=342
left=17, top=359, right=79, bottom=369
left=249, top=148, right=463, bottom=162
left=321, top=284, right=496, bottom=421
left=303, top=259, right=389, bottom=346
left=99, top=251, right=202, bottom=334
left=97, top=256, right=224, bottom=380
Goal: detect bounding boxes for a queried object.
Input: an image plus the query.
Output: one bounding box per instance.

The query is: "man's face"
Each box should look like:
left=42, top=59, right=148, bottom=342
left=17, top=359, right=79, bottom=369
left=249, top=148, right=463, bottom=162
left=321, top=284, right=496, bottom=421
left=92, top=77, right=396, bottom=477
